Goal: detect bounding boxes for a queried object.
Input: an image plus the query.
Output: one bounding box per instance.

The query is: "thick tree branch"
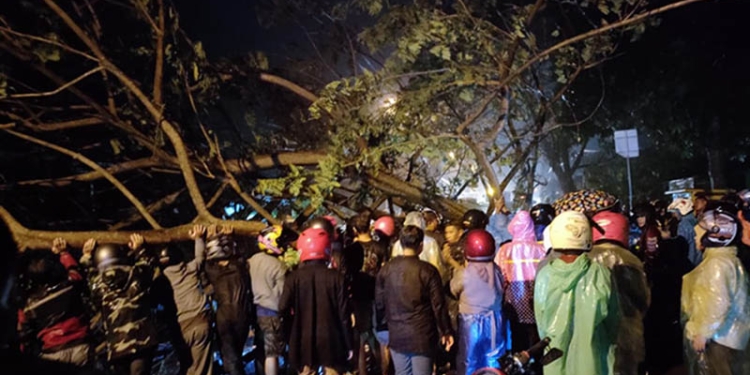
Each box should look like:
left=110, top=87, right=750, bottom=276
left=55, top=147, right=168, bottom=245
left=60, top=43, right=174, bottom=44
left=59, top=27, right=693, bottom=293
left=260, top=73, right=319, bottom=102
left=152, top=0, right=165, bottom=105
left=216, top=140, right=279, bottom=225
left=4, top=152, right=326, bottom=189
left=364, top=172, right=468, bottom=219
left=0, top=206, right=265, bottom=250
left=44, top=0, right=212, bottom=219
left=4, top=129, right=162, bottom=229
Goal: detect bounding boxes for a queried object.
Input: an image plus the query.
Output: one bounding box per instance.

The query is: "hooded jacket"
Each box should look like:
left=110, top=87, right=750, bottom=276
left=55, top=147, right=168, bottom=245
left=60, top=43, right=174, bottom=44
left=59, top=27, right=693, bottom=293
left=681, top=246, right=750, bottom=351
left=534, top=255, right=619, bottom=375
left=495, top=211, right=546, bottom=324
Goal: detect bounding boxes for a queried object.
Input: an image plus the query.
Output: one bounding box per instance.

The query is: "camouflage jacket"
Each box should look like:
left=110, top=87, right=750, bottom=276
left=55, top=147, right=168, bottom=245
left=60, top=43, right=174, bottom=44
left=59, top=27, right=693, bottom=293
left=82, top=248, right=158, bottom=360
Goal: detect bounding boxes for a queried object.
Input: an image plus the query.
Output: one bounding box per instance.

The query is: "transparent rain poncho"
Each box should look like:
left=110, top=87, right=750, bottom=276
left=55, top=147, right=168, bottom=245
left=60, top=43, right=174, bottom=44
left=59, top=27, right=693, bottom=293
left=534, top=255, right=620, bottom=375
left=681, top=246, right=750, bottom=374
left=495, top=211, right=546, bottom=324
left=590, top=242, right=650, bottom=375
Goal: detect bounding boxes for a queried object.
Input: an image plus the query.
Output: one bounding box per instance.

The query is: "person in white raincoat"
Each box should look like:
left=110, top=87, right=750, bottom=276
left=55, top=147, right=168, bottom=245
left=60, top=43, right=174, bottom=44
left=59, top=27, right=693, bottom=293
left=391, top=212, right=448, bottom=283
left=682, top=204, right=750, bottom=375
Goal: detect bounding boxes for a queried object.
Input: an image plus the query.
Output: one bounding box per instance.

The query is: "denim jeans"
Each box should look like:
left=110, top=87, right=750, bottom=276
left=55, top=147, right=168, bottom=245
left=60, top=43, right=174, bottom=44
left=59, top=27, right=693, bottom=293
left=390, top=349, right=433, bottom=375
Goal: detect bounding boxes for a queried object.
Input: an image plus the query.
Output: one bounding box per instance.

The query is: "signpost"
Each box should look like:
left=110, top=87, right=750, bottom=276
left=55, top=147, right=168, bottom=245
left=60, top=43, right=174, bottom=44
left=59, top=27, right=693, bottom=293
left=614, top=129, right=639, bottom=210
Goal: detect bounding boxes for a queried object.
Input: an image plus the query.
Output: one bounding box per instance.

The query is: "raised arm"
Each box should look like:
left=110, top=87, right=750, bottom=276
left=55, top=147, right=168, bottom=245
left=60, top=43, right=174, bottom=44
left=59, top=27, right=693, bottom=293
left=190, top=224, right=207, bottom=266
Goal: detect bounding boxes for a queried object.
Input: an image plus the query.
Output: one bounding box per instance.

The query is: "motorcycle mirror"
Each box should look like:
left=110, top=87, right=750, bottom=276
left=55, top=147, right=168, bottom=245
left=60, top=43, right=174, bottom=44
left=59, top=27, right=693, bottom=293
left=541, top=348, right=563, bottom=366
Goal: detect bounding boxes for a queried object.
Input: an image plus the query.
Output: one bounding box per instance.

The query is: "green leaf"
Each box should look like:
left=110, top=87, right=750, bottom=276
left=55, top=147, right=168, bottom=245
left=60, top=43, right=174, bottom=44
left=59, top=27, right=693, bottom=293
left=598, top=3, right=610, bottom=15
left=459, top=89, right=474, bottom=103
left=408, top=42, right=422, bottom=55
left=192, top=62, right=200, bottom=81
left=441, top=47, right=451, bottom=61
left=551, top=29, right=560, bottom=37
left=193, top=41, right=206, bottom=60
left=109, top=139, right=123, bottom=155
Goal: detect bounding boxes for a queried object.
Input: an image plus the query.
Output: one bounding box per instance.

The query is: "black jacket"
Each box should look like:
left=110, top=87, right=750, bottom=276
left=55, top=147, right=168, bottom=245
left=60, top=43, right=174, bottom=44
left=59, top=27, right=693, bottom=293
left=279, top=261, right=353, bottom=372
left=375, top=256, right=452, bottom=355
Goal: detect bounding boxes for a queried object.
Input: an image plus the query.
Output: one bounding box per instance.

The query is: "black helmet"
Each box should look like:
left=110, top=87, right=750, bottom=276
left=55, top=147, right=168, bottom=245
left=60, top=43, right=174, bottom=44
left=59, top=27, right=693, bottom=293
left=94, top=244, right=127, bottom=269
left=462, top=209, right=488, bottom=230
left=530, top=204, right=555, bottom=226
left=304, top=217, right=336, bottom=238
left=158, top=247, right=183, bottom=266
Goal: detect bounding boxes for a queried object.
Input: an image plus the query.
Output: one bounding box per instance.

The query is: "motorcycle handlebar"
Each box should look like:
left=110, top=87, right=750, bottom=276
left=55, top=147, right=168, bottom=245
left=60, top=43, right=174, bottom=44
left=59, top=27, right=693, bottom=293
left=524, top=337, right=551, bottom=359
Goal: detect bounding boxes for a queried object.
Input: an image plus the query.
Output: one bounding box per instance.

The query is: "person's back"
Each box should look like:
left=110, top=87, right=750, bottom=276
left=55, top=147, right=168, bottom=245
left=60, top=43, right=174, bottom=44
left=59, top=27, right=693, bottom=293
left=194, top=225, right=250, bottom=375
left=18, top=246, right=89, bottom=366
left=279, top=228, right=352, bottom=375
left=589, top=211, right=650, bottom=375
left=494, top=211, right=545, bottom=351
left=376, top=225, right=453, bottom=375
left=282, top=261, right=351, bottom=369
left=160, top=243, right=213, bottom=375
left=450, top=230, right=507, bottom=375
left=80, top=235, right=159, bottom=375
left=533, top=211, right=619, bottom=375
left=682, top=246, right=750, bottom=371
left=379, top=256, right=445, bottom=353
left=535, top=256, right=618, bottom=375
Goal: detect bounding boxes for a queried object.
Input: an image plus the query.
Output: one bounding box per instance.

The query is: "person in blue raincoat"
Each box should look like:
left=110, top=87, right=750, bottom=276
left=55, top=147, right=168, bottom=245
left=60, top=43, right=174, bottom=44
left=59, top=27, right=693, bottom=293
left=451, top=229, right=507, bottom=375
left=534, top=211, right=620, bottom=375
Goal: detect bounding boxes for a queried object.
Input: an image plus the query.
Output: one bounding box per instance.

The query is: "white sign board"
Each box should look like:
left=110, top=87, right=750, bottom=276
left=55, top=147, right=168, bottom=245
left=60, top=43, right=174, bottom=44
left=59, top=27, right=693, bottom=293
left=614, top=129, right=639, bottom=158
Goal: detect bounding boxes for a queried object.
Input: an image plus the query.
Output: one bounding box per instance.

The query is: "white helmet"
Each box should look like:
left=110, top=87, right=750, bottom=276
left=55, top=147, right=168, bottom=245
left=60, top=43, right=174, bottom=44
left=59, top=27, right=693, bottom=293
left=404, top=211, right=426, bottom=230
left=549, top=211, right=592, bottom=251
left=699, top=207, right=739, bottom=247
left=668, top=198, right=694, bottom=217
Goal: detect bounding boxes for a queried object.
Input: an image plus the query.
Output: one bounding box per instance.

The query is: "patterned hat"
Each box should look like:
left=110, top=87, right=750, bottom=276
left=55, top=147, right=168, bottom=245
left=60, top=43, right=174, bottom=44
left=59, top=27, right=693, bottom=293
left=552, top=190, right=618, bottom=216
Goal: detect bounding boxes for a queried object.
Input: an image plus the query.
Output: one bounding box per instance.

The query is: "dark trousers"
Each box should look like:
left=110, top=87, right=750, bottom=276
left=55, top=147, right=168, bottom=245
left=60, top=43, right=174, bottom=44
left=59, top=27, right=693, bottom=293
left=216, top=309, right=249, bottom=375
left=692, top=341, right=744, bottom=375
left=111, top=351, right=154, bottom=375
left=509, top=320, right=542, bottom=374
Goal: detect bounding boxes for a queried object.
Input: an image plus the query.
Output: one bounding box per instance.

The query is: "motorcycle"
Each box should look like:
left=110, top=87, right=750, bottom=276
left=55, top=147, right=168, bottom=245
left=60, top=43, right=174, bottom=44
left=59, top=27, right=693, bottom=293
left=471, top=337, right=562, bottom=375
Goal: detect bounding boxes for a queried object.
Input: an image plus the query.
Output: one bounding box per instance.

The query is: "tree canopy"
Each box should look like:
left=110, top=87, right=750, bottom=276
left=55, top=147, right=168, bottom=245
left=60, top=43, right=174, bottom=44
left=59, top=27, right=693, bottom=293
left=0, top=0, right=707, bottom=249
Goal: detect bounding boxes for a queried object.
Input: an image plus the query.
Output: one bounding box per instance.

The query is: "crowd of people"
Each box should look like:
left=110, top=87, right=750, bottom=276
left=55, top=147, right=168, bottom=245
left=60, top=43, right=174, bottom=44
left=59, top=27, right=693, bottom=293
left=7, top=189, right=750, bottom=375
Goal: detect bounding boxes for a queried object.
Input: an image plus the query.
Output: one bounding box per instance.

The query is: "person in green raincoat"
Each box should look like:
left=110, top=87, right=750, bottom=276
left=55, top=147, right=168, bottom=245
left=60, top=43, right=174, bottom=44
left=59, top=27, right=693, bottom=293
left=533, top=211, right=620, bottom=375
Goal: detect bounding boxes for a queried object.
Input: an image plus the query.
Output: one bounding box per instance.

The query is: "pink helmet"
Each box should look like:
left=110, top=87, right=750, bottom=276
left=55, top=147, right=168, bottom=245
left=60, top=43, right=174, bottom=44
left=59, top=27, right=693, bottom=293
left=297, top=228, right=331, bottom=262
left=464, top=229, right=496, bottom=261
left=592, top=211, right=629, bottom=247
left=373, top=215, right=396, bottom=237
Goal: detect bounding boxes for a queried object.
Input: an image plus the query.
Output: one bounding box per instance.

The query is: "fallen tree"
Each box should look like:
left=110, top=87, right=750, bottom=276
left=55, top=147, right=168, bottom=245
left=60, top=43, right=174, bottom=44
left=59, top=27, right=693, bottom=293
left=0, top=0, right=707, bottom=250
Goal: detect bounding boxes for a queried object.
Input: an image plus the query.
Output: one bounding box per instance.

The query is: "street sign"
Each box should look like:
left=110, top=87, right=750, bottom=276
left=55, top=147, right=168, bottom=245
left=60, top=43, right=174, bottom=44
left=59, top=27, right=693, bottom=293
left=614, top=129, right=639, bottom=211
left=614, top=129, right=639, bottom=158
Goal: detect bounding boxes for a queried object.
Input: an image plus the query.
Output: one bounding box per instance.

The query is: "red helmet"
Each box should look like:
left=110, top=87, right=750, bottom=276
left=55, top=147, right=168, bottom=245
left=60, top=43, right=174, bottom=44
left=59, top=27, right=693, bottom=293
left=373, top=216, right=396, bottom=237
left=592, top=211, right=629, bottom=247
left=298, top=228, right=331, bottom=262
left=465, top=229, right=496, bottom=261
